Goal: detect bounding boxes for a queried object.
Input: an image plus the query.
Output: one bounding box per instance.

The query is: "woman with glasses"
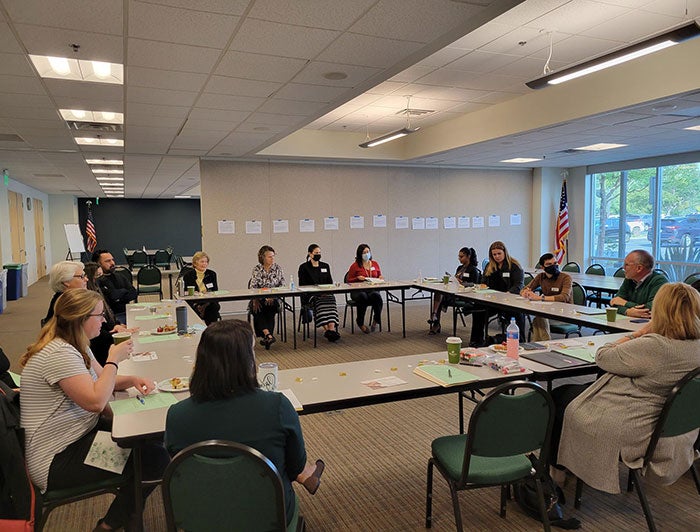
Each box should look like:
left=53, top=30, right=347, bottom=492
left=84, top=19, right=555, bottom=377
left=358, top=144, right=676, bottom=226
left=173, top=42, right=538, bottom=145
left=21, top=289, right=168, bottom=531
left=43, top=261, right=88, bottom=324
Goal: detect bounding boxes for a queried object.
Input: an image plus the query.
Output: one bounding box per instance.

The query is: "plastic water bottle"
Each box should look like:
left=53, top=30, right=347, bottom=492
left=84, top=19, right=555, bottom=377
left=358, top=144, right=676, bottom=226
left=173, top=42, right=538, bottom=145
left=417, top=269, right=422, bottom=283
left=506, top=317, right=520, bottom=360
left=289, top=275, right=295, bottom=291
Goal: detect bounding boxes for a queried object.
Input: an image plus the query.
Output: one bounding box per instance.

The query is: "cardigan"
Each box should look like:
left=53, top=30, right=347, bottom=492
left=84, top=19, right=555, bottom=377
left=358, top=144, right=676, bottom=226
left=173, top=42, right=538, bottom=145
left=182, top=268, right=218, bottom=293
left=614, top=271, right=667, bottom=315
left=346, top=260, right=382, bottom=283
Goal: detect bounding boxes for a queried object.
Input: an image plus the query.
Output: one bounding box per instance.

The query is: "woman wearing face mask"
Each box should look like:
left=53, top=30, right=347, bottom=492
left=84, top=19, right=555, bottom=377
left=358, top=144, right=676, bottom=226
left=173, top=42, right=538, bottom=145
left=468, top=241, right=525, bottom=347
left=297, top=244, right=340, bottom=342
left=521, top=252, right=573, bottom=341
left=346, top=244, right=384, bottom=333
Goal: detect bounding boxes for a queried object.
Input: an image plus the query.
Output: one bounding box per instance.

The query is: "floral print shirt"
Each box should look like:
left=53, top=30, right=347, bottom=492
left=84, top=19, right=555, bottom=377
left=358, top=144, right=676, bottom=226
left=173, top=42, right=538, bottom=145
left=250, top=263, right=285, bottom=289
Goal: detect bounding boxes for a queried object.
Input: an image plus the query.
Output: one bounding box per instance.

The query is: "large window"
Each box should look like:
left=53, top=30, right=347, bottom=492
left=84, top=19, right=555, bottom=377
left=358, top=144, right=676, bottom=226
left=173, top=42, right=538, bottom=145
left=589, top=162, right=700, bottom=281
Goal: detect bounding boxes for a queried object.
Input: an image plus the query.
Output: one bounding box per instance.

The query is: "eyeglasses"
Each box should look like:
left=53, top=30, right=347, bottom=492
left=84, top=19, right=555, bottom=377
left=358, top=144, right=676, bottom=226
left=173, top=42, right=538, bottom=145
left=74, top=273, right=87, bottom=279
left=88, top=312, right=106, bottom=319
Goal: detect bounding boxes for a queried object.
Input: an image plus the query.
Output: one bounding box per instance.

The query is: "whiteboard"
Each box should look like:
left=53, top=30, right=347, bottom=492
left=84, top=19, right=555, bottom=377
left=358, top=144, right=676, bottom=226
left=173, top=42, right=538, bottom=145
left=64, top=223, right=85, bottom=254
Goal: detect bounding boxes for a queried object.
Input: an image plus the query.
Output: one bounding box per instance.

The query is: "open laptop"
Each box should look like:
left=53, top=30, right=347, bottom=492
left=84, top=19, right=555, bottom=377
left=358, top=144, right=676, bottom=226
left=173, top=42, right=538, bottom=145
left=521, top=351, right=593, bottom=369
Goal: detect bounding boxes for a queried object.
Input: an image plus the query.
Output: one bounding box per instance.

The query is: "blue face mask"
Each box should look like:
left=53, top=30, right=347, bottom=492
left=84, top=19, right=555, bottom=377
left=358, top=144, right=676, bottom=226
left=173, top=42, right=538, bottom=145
left=362, top=252, right=371, bottom=261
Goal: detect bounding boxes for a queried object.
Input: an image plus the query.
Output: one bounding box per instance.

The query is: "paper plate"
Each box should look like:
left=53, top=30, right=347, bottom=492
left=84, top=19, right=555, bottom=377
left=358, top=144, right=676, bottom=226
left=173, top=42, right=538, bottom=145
left=157, top=377, right=190, bottom=392
left=152, top=328, right=177, bottom=335
left=488, top=344, right=525, bottom=355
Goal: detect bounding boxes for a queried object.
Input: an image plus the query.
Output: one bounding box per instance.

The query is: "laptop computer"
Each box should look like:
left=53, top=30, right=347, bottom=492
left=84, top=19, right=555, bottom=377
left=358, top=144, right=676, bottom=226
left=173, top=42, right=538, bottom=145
left=521, top=351, right=593, bottom=369
left=576, top=307, right=607, bottom=315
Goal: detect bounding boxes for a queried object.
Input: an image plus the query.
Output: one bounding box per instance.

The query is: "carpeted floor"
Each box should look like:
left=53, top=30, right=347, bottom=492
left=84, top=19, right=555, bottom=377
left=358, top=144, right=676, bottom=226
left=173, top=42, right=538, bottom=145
left=2, top=279, right=699, bottom=531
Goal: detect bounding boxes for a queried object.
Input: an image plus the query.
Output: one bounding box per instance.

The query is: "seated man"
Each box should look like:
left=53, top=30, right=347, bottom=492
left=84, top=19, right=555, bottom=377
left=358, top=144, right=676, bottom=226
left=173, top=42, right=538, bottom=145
left=521, top=252, right=573, bottom=341
left=92, top=249, right=137, bottom=323
left=610, top=249, right=667, bottom=318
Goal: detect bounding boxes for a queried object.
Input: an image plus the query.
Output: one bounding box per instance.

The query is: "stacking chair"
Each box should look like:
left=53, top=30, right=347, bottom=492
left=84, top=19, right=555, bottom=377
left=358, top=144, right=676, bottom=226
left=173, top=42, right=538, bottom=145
left=131, top=250, right=148, bottom=270
left=447, top=268, right=483, bottom=336
left=683, top=272, right=700, bottom=285
left=154, top=249, right=171, bottom=269
left=574, top=367, right=700, bottom=532
left=123, top=247, right=134, bottom=269
left=585, top=263, right=609, bottom=307
left=136, top=264, right=162, bottom=301
left=426, top=381, right=554, bottom=532
left=653, top=268, right=670, bottom=281
left=163, top=440, right=304, bottom=532
left=481, top=258, right=489, bottom=271
left=342, top=272, right=375, bottom=333
left=549, top=282, right=586, bottom=338
left=562, top=261, right=581, bottom=273
left=613, top=267, right=625, bottom=278
left=113, top=265, right=133, bottom=287
left=297, top=302, right=317, bottom=347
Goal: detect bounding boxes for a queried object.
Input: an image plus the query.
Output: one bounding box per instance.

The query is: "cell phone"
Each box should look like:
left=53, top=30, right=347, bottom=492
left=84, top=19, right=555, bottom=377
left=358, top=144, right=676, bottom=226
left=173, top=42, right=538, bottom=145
left=630, top=318, right=649, bottom=323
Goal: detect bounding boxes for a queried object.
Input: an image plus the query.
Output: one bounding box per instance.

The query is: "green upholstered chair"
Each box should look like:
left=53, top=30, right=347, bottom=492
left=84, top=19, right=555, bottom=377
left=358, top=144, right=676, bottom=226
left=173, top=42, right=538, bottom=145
left=562, top=261, right=581, bottom=273
left=613, top=267, right=625, bottom=278
left=448, top=268, right=483, bottom=336
left=162, top=440, right=304, bottom=532
left=683, top=272, right=700, bottom=285
left=154, top=249, right=171, bottom=269
left=549, top=282, right=587, bottom=338
left=136, top=264, right=162, bottom=300
left=585, top=264, right=606, bottom=276
left=574, top=367, right=700, bottom=532
left=653, top=268, right=671, bottom=281
left=425, top=381, right=554, bottom=532
left=585, top=264, right=609, bottom=307
left=131, top=250, right=148, bottom=270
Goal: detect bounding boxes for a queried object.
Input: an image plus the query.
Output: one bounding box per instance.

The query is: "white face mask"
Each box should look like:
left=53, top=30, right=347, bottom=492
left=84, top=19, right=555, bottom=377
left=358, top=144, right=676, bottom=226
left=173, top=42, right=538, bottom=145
left=362, top=252, right=371, bottom=261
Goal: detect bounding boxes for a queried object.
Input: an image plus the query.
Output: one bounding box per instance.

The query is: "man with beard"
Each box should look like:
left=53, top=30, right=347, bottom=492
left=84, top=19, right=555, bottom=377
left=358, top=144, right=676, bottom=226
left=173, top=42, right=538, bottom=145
left=92, top=249, right=137, bottom=323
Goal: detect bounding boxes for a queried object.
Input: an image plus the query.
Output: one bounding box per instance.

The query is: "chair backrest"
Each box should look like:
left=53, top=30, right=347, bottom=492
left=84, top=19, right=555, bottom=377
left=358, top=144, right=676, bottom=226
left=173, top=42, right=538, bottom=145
left=683, top=272, right=700, bottom=285
left=162, top=440, right=287, bottom=532
left=523, top=272, right=534, bottom=287
left=643, top=367, right=700, bottom=467
left=459, top=381, right=554, bottom=487
left=137, top=265, right=161, bottom=285
left=481, top=258, right=489, bottom=272
left=154, top=249, right=171, bottom=267
left=113, top=266, right=133, bottom=284
left=654, top=268, right=670, bottom=281
left=562, top=261, right=580, bottom=273
left=571, top=282, right=586, bottom=306
left=613, top=267, right=625, bottom=278
left=585, top=263, right=606, bottom=276
left=132, top=250, right=148, bottom=266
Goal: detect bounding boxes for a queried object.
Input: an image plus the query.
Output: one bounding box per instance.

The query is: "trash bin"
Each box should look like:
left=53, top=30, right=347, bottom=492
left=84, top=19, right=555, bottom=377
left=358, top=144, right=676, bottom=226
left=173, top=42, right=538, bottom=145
left=19, top=262, right=28, bottom=297
left=0, top=269, right=6, bottom=313
left=3, top=264, right=22, bottom=301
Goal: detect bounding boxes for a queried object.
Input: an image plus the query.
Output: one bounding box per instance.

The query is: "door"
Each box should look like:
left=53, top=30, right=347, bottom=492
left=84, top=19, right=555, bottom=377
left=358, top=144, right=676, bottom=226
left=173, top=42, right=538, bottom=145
left=33, top=198, right=46, bottom=278
left=8, top=190, right=26, bottom=263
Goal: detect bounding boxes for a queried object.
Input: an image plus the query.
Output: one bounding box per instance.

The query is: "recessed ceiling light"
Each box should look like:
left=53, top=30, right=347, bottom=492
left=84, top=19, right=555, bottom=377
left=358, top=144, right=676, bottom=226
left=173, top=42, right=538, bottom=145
left=60, top=109, right=123, bottom=124
left=500, top=157, right=542, bottom=163
left=29, top=55, right=123, bottom=84
left=85, top=159, right=123, bottom=165
left=323, top=71, right=348, bottom=80
left=684, top=125, right=700, bottom=131
left=75, top=137, right=124, bottom=146
left=574, top=143, right=627, bottom=151
left=92, top=168, right=124, bottom=174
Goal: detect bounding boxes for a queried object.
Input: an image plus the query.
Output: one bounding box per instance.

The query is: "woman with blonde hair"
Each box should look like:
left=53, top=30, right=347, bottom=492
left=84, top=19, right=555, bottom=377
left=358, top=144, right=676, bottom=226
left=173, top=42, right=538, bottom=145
left=21, top=289, right=168, bottom=531
left=182, top=251, right=221, bottom=324
left=554, top=282, right=700, bottom=493
left=250, top=245, right=285, bottom=348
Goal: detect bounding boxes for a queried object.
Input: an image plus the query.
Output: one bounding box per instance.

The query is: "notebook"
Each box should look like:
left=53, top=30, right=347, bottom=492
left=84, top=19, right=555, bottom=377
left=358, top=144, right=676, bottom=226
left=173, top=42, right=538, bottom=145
left=576, top=307, right=607, bottom=315
left=521, top=351, right=593, bottom=369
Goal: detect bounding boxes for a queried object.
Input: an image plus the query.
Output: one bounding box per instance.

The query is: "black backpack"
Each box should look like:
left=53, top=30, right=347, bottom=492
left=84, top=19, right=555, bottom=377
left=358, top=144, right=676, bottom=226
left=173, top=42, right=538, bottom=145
left=0, top=381, right=39, bottom=531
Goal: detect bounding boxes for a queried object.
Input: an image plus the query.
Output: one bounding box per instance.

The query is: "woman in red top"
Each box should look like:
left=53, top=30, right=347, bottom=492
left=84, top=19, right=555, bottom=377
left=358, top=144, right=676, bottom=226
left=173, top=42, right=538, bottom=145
left=346, top=243, right=384, bottom=333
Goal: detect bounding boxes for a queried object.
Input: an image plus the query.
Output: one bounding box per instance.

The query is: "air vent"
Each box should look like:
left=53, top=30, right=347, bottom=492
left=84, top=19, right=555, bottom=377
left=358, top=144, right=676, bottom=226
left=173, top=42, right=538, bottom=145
left=559, top=149, right=582, bottom=154
left=395, top=108, right=434, bottom=117
left=33, top=173, right=65, bottom=178
left=0, top=133, right=25, bottom=142
left=67, top=121, right=123, bottom=133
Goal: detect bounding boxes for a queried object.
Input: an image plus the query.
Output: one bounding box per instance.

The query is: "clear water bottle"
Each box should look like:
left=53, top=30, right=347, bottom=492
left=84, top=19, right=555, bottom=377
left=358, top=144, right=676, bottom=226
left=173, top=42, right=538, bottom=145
left=289, top=275, right=295, bottom=291
left=506, top=317, right=520, bottom=360
left=417, top=269, right=422, bottom=283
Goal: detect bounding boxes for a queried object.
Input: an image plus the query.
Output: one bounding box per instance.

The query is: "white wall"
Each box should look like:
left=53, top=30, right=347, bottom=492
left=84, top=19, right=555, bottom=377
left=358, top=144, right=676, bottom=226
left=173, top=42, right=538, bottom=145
left=48, top=195, right=79, bottom=265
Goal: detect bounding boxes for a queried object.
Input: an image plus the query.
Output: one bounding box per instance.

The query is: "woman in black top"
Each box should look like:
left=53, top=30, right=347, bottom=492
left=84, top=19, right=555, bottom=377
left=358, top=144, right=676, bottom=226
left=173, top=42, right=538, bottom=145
left=428, top=247, right=481, bottom=334
left=469, top=241, right=525, bottom=346
left=183, top=251, right=221, bottom=325
left=298, top=244, right=340, bottom=342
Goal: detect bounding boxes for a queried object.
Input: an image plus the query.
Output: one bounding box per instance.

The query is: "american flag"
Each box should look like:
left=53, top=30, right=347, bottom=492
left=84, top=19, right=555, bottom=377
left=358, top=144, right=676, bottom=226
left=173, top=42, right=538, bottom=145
left=85, top=203, right=97, bottom=252
left=554, top=180, right=569, bottom=264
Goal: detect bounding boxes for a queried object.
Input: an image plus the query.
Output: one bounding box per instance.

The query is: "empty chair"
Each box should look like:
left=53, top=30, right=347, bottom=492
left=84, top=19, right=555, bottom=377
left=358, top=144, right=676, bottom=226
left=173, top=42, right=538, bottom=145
left=131, top=250, right=148, bottom=270
left=613, top=267, right=625, bottom=278
left=654, top=268, right=671, bottom=281
left=154, top=249, right=171, bottom=269
left=136, top=264, right=162, bottom=300
left=585, top=264, right=609, bottom=307
left=549, top=282, right=587, bottom=338
left=562, top=261, right=581, bottom=273
left=683, top=272, right=700, bottom=286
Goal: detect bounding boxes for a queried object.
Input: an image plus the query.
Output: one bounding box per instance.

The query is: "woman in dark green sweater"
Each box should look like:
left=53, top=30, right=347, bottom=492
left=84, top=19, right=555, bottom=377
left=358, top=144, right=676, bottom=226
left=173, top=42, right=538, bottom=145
left=165, top=320, right=324, bottom=525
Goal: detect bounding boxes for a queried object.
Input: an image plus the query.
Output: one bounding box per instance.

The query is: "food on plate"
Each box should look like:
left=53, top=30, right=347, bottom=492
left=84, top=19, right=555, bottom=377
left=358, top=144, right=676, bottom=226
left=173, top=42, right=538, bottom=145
left=169, top=377, right=187, bottom=390
left=156, top=324, right=177, bottom=333
left=491, top=342, right=508, bottom=353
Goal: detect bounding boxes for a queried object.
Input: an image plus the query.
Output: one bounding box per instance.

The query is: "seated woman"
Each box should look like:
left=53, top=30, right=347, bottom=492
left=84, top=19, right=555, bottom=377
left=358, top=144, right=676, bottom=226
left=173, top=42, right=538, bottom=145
left=428, top=247, right=481, bottom=335
left=0, top=345, right=19, bottom=389
left=250, top=245, right=285, bottom=349
left=468, top=241, right=525, bottom=346
left=297, top=244, right=340, bottom=342
left=554, top=282, right=700, bottom=494
left=182, top=251, right=221, bottom=325
left=165, top=320, right=325, bottom=527
left=20, top=289, right=168, bottom=531
left=346, top=244, right=384, bottom=334
left=43, top=261, right=88, bottom=324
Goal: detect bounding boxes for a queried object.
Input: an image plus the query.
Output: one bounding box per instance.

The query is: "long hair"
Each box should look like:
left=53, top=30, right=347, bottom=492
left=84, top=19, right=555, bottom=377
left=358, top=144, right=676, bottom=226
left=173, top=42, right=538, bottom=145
left=189, top=320, right=258, bottom=401
left=651, top=283, right=700, bottom=340
left=84, top=261, right=116, bottom=325
left=484, top=241, right=520, bottom=276
left=257, top=245, right=275, bottom=265
left=355, top=243, right=370, bottom=266
left=21, top=289, right=102, bottom=369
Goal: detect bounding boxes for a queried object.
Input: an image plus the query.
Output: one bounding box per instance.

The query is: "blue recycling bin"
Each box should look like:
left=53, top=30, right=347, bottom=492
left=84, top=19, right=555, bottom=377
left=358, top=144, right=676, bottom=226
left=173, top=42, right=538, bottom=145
left=3, top=264, right=22, bottom=301
left=0, top=269, right=6, bottom=313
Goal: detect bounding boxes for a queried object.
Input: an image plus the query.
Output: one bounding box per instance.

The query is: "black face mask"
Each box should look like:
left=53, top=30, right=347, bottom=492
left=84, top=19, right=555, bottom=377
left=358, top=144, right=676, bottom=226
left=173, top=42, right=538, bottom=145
left=544, top=264, right=560, bottom=276
left=312, top=254, right=321, bottom=262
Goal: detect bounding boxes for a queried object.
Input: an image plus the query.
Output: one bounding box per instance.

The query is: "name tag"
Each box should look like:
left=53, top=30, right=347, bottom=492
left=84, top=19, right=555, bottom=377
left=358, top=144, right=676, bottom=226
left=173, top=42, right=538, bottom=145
left=462, top=273, right=470, bottom=279
left=321, top=268, right=328, bottom=273
left=370, top=267, right=376, bottom=271
left=205, top=283, right=214, bottom=289
left=551, top=287, right=559, bottom=292
left=503, top=272, right=510, bottom=278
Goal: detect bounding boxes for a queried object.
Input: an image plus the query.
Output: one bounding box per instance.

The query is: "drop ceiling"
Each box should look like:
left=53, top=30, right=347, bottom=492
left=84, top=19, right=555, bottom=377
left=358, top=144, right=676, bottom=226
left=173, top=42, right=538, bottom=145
left=0, top=0, right=699, bottom=199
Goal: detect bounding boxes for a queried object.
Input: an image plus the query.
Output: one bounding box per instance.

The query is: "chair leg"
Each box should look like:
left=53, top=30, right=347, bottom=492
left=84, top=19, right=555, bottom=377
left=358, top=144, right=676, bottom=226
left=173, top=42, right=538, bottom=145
left=425, top=459, right=434, bottom=528
left=629, top=468, right=657, bottom=532
left=534, top=477, right=552, bottom=532
left=691, top=463, right=700, bottom=495
left=453, top=308, right=458, bottom=336
left=448, top=482, right=464, bottom=532
left=574, top=477, right=583, bottom=509
left=500, top=484, right=508, bottom=518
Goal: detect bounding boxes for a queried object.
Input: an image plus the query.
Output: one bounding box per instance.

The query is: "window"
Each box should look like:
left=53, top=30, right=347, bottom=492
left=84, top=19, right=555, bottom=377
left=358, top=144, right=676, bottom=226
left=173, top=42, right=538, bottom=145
left=589, top=162, right=700, bottom=281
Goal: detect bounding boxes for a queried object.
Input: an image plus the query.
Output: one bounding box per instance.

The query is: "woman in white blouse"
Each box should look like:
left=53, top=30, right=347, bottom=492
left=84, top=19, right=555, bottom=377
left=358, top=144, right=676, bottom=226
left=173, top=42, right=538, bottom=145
left=250, top=245, right=286, bottom=349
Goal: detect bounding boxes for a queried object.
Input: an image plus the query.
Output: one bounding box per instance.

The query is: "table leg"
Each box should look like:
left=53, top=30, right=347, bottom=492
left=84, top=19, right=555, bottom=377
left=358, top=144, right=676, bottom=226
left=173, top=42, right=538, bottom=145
left=131, top=445, right=144, bottom=532
left=167, top=273, right=173, bottom=299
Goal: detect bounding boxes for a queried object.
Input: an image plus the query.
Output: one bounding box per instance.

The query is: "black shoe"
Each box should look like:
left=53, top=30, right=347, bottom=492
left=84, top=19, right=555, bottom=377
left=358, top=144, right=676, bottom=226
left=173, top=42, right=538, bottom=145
left=329, top=330, right=340, bottom=342
left=324, top=330, right=332, bottom=340
left=429, top=321, right=441, bottom=335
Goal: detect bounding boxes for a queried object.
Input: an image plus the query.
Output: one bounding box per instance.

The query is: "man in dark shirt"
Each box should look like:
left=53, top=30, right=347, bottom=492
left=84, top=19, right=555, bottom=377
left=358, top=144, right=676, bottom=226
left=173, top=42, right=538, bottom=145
left=610, top=249, right=667, bottom=317
left=92, top=249, right=137, bottom=323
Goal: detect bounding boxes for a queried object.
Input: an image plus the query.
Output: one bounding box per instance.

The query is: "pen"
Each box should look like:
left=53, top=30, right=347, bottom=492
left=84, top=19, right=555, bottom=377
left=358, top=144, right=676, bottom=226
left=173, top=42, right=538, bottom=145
left=448, top=369, right=452, bottom=378
left=460, top=362, right=482, bottom=367
left=136, top=395, right=145, bottom=405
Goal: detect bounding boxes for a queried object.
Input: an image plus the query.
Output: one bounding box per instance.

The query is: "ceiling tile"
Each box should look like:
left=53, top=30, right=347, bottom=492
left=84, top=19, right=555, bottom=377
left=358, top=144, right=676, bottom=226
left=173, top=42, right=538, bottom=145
left=243, top=112, right=308, bottom=127
left=0, top=74, right=46, bottom=94
left=13, top=24, right=124, bottom=62
left=43, top=78, right=124, bottom=100
left=128, top=38, right=222, bottom=73
left=292, top=61, right=382, bottom=88
left=230, top=19, right=340, bottom=59
left=0, top=52, right=35, bottom=76
left=125, top=114, right=184, bottom=127
left=582, top=9, right=681, bottom=42
left=125, top=103, right=190, bottom=119
left=3, top=0, right=123, bottom=34
left=127, top=86, right=198, bottom=106
left=248, top=0, right=375, bottom=30
left=182, top=119, right=241, bottom=131
left=197, top=93, right=265, bottom=111
left=127, top=67, right=208, bottom=92
left=215, top=50, right=307, bottom=82
left=449, top=50, right=522, bottom=73
left=0, top=22, right=24, bottom=53
left=189, top=107, right=251, bottom=122
left=389, top=64, right=435, bottom=83
left=274, top=83, right=347, bottom=103
left=256, top=98, right=327, bottom=116
left=317, top=33, right=423, bottom=68
left=527, top=0, right=630, bottom=35
left=205, top=76, right=281, bottom=97
left=135, top=0, right=250, bottom=16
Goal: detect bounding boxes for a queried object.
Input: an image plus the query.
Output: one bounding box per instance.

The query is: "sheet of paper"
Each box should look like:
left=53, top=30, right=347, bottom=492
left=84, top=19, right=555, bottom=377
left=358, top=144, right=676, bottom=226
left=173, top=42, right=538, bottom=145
left=246, top=220, right=262, bottom=234
left=84, top=430, right=131, bottom=474
left=324, top=216, right=339, bottom=230
left=373, top=214, right=386, bottom=227
left=134, top=314, right=170, bottom=320
left=361, top=376, right=408, bottom=390
left=457, top=216, right=470, bottom=229
left=8, top=371, right=20, bottom=385
left=279, top=389, right=303, bottom=411
left=350, top=215, right=365, bottom=229
left=443, top=216, right=456, bottom=229
left=273, top=219, right=289, bottom=233
left=472, top=216, right=484, bottom=228
left=488, top=214, right=500, bottom=227
left=395, top=216, right=409, bottom=229
left=510, top=213, right=522, bottom=226
left=136, top=334, right=181, bottom=344
left=425, top=216, right=439, bottom=230
left=299, top=218, right=315, bottom=232
left=412, top=217, right=425, bottom=230
left=217, top=220, right=235, bottom=234
left=131, top=351, right=158, bottom=361
left=109, top=392, right=178, bottom=416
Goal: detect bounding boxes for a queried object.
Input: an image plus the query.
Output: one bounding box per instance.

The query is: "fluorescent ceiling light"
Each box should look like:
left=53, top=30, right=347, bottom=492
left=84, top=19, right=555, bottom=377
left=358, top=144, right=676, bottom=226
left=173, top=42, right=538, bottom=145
left=85, top=159, right=123, bottom=165
left=95, top=177, right=124, bottom=181
left=574, top=143, right=627, bottom=151
left=29, top=55, right=124, bottom=84
left=500, top=157, right=542, bottom=163
left=75, top=138, right=124, bottom=146
left=684, top=125, right=700, bottom=131
left=526, top=22, right=700, bottom=89
left=60, top=109, right=123, bottom=124
left=174, top=195, right=191, bottom=199
left=359, top=127, right=419, bottom=148
left=92, top=168, right=124, bottom=174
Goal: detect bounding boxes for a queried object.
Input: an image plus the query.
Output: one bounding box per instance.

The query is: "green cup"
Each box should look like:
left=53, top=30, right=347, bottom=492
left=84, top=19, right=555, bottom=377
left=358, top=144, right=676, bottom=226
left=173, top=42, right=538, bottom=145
left=442, top=275, right=450, bottom=284
left=113, top=332, right=131, bottom=345
left=187, top=286, right=195, bottom=296
left=606, top=307, right=617, bottom=322
left=446, top=336, right=462, bottom=364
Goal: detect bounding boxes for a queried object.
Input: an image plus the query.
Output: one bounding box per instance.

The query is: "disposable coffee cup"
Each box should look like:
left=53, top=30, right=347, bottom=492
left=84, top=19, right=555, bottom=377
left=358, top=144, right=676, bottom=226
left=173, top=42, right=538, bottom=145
left=113, top=332, right=131, bottom=345
left=442, top=275, right=450, bottom=284
left=606, top=307, right=617, bottom=322
left=446, top=336, right=462, bottom=364
left=258, top=362, right=278, bottom=392
left=187, top=286, right=195, bottom=296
